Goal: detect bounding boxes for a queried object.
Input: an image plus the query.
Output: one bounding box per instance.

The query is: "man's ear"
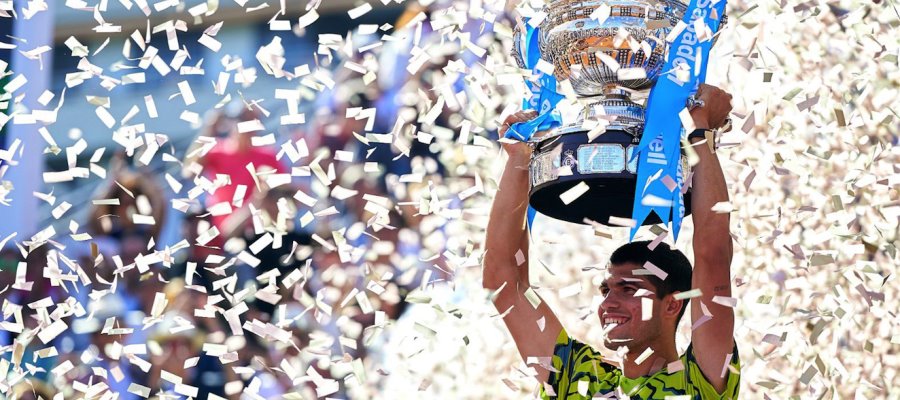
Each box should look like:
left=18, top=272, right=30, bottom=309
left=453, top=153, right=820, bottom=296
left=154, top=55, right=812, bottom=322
left=665, top=294, right=684, bottom=318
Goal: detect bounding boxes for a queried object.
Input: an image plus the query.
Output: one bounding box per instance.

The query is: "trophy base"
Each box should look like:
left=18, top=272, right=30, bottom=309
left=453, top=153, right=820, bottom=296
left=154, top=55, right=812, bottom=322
left=528, top=128, right=692, bottom=227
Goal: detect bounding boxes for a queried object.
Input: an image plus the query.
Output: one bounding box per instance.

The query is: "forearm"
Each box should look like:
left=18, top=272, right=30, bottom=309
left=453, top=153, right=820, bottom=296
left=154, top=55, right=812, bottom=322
left=689, top=137, right=733, bottom=266
left=688, top=136, right=736, bottom=381
left=483, top=156, right=531, bottom=290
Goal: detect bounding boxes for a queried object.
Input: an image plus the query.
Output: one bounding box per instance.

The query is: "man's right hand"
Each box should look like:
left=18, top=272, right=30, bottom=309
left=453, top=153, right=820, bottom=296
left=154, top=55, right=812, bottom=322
left=498, top=110, right=539, bottom=165
left=689, top=83, right=733, bottom=131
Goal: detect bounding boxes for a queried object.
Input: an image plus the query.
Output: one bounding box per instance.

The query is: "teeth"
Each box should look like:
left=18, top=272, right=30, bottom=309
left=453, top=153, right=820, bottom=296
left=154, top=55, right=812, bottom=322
left=603, top=317, right=627, bottom=325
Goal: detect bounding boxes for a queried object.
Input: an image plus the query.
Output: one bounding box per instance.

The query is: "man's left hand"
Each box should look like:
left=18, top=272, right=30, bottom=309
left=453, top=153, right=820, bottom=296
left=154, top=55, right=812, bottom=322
left=690, top=83, right=733, bottom=130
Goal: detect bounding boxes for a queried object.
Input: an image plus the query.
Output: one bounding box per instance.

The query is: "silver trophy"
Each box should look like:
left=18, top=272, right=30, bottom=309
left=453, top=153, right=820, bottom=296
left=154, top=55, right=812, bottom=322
left=513, top=0, right=726, bottom=225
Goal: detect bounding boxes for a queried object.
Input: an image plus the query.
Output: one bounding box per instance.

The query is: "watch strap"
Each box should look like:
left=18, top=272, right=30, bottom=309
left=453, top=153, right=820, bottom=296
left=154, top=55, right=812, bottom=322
left=688, top=128, right=717, bottom=153
left=688, top=128, right=714, bottom=142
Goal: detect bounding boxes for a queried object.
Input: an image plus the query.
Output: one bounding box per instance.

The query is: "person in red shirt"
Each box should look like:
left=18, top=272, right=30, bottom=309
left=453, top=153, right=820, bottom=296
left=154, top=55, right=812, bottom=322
left=197, top=107, right=288, bottom=232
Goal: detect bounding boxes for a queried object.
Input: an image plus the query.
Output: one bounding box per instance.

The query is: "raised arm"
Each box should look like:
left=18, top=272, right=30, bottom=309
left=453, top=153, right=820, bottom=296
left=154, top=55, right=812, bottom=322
left=483, top=111, right=562, bottom=384
left=687, top=84, right=735, bottom=393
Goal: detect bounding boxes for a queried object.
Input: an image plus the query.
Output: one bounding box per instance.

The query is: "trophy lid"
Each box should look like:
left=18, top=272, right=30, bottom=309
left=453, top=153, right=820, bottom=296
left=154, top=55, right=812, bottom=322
left=512, top=0, right=728, bottom=98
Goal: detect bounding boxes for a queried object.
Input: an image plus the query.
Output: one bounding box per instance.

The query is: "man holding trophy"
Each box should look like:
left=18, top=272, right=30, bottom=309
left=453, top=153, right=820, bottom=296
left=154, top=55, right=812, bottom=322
left=484, top=0, right=739, bottom=398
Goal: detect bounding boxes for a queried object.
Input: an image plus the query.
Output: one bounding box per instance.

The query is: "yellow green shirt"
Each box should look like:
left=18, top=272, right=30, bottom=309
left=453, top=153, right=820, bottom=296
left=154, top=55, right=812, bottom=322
left=540, top=329, right=741, bottom=399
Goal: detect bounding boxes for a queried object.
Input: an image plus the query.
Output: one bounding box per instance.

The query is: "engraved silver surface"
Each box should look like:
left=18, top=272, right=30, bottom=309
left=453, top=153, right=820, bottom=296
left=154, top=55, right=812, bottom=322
left=529, top=131, right=690, bottom=186
left=532, top=149, right=562, bottom=187
left=578, top=144, right=626, bottom=174
left=625, top=146, right=638, bottom=173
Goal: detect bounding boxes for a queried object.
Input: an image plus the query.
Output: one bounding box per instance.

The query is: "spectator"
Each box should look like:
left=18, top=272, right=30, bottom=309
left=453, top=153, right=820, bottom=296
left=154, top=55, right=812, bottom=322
left=9, top=380, right=55, bottom=400
left=146, top=311, right=205, bottom=397
left=0, top=246, right=65, bottom=383
left=195, top=105, right=289, bottom=233
left=167, top=207, right=224, bottom=294
left=69, top=292, right=141, bottom=400
left=88, top=166, right=168, bottom=243
left=228, top=334, right=287, bottom=399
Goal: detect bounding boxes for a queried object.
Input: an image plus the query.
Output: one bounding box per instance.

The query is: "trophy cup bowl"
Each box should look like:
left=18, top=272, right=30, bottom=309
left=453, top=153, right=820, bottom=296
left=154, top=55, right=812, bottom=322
left=513, top=0, right=725, bottom=226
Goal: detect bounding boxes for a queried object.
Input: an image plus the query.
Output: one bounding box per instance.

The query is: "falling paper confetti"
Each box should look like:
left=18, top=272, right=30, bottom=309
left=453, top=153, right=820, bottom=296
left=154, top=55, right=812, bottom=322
left=0, top=0, right=896, bottom=399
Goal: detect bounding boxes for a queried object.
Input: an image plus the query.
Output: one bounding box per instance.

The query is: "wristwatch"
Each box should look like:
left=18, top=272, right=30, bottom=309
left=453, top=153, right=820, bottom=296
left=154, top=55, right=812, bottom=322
left=688, top=128, right=717, bottom=153
left=688, top=128, right=715, bottom=143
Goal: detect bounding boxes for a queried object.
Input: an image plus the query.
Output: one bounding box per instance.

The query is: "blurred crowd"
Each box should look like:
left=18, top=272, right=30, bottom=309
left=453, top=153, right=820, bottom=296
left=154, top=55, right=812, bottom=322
left=0, top=3, right=507, bottom=398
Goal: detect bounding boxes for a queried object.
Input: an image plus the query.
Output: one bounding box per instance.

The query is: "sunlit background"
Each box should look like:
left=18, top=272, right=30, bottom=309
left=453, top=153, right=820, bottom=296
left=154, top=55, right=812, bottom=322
left=0, top=0, right=897, bottom=399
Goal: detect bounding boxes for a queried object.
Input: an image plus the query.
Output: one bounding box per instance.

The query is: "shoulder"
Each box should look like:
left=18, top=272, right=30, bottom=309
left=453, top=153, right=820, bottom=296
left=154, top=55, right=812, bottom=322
left=682, top=341, right=742, bottom=399
left=540, top=329, right=621, bottom=399
left=554, top=329, right=603, bottom=366
left=204, top=146, right=228, bottom=161
left=250, top=147, right=283, bottom=164
left=543, top=329, right=619, bottom=398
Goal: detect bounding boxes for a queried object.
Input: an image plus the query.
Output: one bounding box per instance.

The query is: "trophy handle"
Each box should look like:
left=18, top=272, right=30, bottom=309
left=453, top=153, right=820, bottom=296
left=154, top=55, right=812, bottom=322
left=511, top=23, right=527, bottom=70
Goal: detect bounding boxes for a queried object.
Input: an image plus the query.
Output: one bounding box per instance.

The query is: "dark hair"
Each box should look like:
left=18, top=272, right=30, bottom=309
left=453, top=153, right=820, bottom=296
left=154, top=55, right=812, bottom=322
left=610, top=240, right=693, bottom=325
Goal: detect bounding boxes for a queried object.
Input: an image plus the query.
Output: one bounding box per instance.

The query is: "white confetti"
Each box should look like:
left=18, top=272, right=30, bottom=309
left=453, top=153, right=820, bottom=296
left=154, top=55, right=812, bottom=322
left=559, top=181, right=589, bottom=205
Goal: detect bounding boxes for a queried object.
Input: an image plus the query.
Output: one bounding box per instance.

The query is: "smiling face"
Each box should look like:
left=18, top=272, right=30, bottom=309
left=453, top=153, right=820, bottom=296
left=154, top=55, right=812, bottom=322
left=598, top=262, right=679, bottom=352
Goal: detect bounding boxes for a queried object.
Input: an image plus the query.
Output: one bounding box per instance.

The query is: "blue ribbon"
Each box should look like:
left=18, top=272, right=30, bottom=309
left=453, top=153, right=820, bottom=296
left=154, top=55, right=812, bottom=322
left=506, top=20, right=566, bottom=229
left=506, top=21, right=564, bottom=142
left=629, top=0, right=727, bottom=241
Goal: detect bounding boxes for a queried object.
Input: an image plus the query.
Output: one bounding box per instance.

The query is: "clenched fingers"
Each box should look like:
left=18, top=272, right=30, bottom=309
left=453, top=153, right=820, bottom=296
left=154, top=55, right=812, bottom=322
left=499, top=110, right=538, bottom=137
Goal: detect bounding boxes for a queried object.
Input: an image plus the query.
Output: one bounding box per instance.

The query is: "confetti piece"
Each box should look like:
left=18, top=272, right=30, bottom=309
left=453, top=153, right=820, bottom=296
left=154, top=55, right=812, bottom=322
left=674, top=289, right=702, bottom=300
left=524, top=287, right=542, bottom=309
left=51, top=360, right=75, bottom=377
left=559, top=181, right=589, bottom=205
left=641, top=297, right=653, bottom=321
left=640, top=261, right=668, bottom=280
left=198, top=34, right=222, bottom=52
left=335, top=150, right=354, bottom=162
left=535, top=59, right=555, bottom=75
left=347, top=3, right=373, bottom=19
left=3, top=74, right=27, bottom=93
left=237, top=119, right=264, bottom=133
left=590, top=4, right=611, bottom=24
left=95, top=106, right=116, bottom=128
left=634, top=347, right=654, bottom=365
left=607, top=216, right=636, bottom=227
left=617, top=67, right=647, bottom=81
left=38, top=319, right=68, bottom=344
left=710, top=201, right=734, bottom=213
left=712, top=296, right=738, bottom=308
left=640, top=194, right=673, bottom=207
left=678, top=107, right=695, bottom=132
left=559, top=283, right=581, bottom=298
